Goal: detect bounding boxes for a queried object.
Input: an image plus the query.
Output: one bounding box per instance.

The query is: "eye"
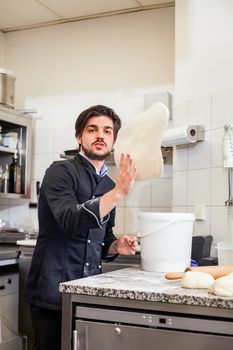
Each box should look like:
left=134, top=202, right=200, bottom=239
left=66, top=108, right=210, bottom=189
left=104, top=129, right=112, bottom=135
left=87, top=127, right=95, bottom=133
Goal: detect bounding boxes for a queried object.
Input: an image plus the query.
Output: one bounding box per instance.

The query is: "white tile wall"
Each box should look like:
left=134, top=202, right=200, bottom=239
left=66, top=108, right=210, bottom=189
left=212, top=87, right=233, bottom=128
left=125, top=180, right=151, bottom=207
left=117, top=177, right=172, bottom=236
left=151, top=206, right=172, bottom=213
left=211, top=128, right=224, bottom=167
left=188, top=94, right=211, bottom=130
left=173, top=101, right=188, bottom=127
left=32, top=153, right=53, bottom=180
left=34, top=128, right=53, bottom=154
left=173, top=86, right=233, bottom=251
left=187, top=169, right=211, bottom=206
left=187, top=131, right=211, bottom=170
left=173, top=145, right=187, bottom=171
left=211, top=206, right=229, bottom=243
left=211, top=167, right=228, bottom=206
left=172, top=206, right=188, bottom=213
left=172, top=171, right=187, bottom=207
left=188, top=206, right=211, bottom=236
left=124, top=206, right=151, bottom=235
left=53, top=126, right=77, bottom=154
left=151, top=178, right=172, bottom=207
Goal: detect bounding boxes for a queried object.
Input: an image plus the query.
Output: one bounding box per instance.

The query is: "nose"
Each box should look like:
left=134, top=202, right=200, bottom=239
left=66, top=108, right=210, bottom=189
left=96, top=129, right=104, bottom=139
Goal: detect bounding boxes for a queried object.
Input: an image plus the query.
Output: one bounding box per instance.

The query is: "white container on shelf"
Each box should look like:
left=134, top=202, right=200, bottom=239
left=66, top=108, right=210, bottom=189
left=217, top=241, right=233, bottom=265
left=1, top=132, right=18, bottom=149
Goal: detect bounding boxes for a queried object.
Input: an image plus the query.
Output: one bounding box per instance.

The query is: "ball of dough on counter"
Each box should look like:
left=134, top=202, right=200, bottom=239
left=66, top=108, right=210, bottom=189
left=208, top=272, right=233, bottom=297
left=181, top=271, right=215, bottom=289
left=114, top=102, right=169, bottom=181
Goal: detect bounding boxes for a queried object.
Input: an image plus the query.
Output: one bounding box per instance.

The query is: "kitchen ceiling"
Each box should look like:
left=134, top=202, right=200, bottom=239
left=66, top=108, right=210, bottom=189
left=0, top=0, right=174, bottom=33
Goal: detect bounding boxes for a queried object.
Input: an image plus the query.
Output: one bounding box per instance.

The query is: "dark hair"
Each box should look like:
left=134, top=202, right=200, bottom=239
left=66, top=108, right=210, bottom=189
left=75, top=105, right=121, bottom=141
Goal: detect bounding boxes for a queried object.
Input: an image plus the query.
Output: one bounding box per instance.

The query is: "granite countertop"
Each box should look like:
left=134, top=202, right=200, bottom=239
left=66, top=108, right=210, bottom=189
left=59, top=266, right=233, bottom=309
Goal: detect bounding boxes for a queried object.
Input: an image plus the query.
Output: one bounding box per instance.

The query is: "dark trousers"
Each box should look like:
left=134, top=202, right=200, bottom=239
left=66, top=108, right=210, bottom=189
left=31, top=305, right=62, bottom=350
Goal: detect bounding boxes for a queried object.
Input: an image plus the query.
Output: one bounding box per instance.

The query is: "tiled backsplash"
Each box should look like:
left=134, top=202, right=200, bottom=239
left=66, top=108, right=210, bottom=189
left=173, top=86, right=233, bottom=255
left=110, top=169, right=172, bottom=236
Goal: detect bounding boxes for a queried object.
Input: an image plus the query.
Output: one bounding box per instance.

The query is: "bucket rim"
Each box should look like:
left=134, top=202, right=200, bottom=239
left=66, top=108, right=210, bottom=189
left=138, top=212, right=195, bottom=222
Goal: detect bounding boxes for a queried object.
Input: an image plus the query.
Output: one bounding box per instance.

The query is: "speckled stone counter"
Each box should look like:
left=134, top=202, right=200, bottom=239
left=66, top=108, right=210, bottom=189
left=59, top=266, right=233, bottom=309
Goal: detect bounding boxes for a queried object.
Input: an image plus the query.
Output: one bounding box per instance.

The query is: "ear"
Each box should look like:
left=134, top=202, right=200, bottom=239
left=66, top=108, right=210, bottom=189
left=76, top=135, right=81, bottom=144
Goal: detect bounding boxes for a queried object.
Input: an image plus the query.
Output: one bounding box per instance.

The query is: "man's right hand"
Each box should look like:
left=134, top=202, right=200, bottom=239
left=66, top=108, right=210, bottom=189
left=115, top=153, right=136, bottom=197
left=99, top=153, right=136, bottom=219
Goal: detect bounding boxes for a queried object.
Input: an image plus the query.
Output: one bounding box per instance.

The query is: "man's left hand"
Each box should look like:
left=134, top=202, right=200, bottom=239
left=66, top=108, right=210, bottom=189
left=109, top=235, right=138, bottom=255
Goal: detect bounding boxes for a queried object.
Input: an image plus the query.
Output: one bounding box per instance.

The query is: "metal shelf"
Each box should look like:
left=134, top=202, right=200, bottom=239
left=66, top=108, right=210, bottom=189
left=0, top=145, right=16, bottom=154
left=0, top=192, right=26, bottom=199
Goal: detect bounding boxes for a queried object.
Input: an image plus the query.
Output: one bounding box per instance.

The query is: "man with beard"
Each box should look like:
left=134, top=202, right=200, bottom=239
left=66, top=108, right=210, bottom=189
left=25, top=105, right=138, bottom=350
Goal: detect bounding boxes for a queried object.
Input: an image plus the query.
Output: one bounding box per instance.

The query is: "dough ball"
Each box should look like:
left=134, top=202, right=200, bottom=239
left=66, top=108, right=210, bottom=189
left=208, top=272, right=233, bottom=297
left=114, top=102, right=169, bottom=181
left=181, top=271, right=215, bottom=289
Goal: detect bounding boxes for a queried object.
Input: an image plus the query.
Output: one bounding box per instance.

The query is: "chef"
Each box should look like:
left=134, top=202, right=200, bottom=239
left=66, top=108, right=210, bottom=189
left=25, top=104, right=138, bottom=350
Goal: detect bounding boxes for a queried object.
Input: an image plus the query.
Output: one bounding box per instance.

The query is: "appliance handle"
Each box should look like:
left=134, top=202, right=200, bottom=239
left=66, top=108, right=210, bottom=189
left=73, top=330, right=78, bottom=350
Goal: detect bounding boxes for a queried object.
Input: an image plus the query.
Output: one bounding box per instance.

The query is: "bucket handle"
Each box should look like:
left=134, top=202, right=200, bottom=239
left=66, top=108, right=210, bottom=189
left=137, top=220, right=179, bottom=239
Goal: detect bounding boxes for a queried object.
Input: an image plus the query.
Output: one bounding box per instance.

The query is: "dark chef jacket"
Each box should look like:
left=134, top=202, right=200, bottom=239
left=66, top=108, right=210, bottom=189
left=25, top=154, right=117, bottom=310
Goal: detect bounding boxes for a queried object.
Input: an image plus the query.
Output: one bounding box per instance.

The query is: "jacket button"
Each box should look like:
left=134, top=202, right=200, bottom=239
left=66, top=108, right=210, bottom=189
left=98, top=265, right=102, bottom=269
left=102, top=242, right=105, bottom=246
left=85, top=262, right=89, bottom=267
left=92, top=195, right=95, bottom=198
left=87, top=239, right=91, bottom=243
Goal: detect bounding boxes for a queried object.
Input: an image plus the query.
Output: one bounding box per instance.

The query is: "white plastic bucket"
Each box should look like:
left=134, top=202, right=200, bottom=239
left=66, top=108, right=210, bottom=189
left=138, top=212, right=195, bottom=272
left=217, top=241, right=233, bottom=265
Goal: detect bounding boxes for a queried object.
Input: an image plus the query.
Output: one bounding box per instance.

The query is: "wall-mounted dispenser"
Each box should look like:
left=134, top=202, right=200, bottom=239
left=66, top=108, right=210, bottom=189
left=161, top=125, right=204, bottom=147
left=223, top=124, right=233, bottom=207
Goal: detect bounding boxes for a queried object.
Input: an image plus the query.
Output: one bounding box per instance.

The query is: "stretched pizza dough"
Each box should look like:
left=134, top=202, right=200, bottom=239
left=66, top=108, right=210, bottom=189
left=181, top=271, right=215, bottom=289
left=208, top=272, right=233, bottom=297
left=114, top=103, right=169, bottom=181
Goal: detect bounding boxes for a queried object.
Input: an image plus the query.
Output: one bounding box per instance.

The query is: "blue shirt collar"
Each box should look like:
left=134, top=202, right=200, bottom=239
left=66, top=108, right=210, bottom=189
left=79, top=152, right=108, bottom=177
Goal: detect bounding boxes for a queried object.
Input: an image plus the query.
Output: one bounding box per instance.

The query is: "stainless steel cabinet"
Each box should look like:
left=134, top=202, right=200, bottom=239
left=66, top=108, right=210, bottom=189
left=18, top=245, right=35, bottom=350
left=72, top=305, right=233, bottom=350
left=0, top=106, right=32, bottom=199
left=74, top=319, right=233, bottom=350
left=61, top=294, right=233, bottom=350
left=0, top=273, right=22, bottom=350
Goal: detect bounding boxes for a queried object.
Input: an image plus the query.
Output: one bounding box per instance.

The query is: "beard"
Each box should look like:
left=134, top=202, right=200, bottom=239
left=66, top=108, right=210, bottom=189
left=81, top=144, right=111, bottom=161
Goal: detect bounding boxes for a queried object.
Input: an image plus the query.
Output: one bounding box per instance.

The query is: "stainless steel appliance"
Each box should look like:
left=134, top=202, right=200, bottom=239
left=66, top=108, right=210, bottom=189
left=71, top=302, right=233, bottom=350
left=18, top=244, right=35, bottom=350
left=0, top=229, right=31, bottom=350
left=0, top=273, right=22, bottom=350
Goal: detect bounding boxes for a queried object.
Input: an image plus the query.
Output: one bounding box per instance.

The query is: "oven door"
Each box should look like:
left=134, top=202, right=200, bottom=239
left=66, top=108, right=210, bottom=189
left=74, top=320, right=233, bottom=350
left=73, top=306, right=233, bottom=350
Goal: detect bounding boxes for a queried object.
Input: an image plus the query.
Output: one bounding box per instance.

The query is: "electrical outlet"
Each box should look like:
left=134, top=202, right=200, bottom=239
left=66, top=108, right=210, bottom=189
left=195, top=204, right=206, bottom=221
